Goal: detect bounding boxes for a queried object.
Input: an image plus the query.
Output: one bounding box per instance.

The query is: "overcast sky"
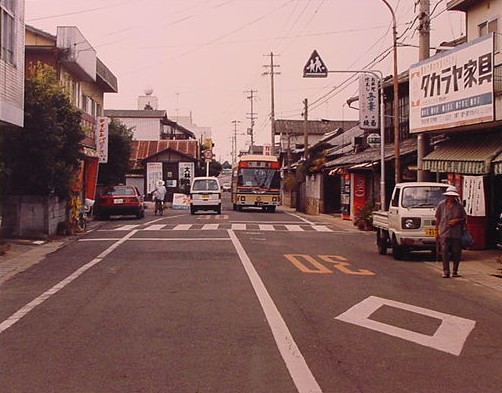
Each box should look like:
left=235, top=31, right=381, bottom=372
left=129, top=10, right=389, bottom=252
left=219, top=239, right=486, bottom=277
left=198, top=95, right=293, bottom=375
left=25, top=0, right=464, bottom=163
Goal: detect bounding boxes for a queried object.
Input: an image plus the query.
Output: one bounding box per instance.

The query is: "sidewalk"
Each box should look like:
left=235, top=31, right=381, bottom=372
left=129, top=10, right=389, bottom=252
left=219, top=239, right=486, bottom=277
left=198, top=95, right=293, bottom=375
left=1, top=211, right=501, bottom=292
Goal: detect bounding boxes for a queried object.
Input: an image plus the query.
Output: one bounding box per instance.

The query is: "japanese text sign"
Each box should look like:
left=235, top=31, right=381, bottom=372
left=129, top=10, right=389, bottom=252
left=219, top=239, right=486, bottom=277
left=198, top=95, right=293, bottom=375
left=95, top=117, right=109, bottom=163
left=359, top=74, right=379, bottom=130
left=409, top=34, right=494, bottom=133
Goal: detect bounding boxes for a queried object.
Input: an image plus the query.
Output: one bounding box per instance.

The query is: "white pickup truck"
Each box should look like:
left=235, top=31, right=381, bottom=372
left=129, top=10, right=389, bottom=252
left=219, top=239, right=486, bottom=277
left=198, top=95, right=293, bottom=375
left=373, top=182, right=449, bottom=260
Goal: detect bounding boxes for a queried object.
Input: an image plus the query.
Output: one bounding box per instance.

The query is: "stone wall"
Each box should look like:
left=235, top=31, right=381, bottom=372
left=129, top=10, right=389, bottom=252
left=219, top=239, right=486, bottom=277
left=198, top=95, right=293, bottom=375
left=2, top=195, right=67, bottom=239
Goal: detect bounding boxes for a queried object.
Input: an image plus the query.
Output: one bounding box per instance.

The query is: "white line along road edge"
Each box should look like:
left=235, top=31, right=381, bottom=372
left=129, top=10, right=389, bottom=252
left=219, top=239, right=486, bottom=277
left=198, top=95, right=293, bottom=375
left=0, top=230, right=138, bottom=334
left=227, top=229, right=323, bottom=393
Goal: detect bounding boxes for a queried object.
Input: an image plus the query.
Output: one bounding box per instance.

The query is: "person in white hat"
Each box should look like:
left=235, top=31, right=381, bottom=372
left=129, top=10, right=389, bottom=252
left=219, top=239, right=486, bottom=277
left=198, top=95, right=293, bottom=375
left=152, top=180, right=167, bottom=215
left=434, top=186, right=467, bottom=278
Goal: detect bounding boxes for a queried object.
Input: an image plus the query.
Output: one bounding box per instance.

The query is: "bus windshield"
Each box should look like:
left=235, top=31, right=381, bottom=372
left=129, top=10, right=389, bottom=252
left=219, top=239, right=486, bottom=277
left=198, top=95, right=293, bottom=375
left=238, top=168, right=280, bottom=189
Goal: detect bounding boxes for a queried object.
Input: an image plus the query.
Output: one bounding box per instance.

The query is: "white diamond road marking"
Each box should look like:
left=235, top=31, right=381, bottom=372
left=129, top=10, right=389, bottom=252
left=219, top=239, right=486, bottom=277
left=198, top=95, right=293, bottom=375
left=144, top=224, right=166, bottom=231
left=202, top=224, right=219, bottom=230
left=231, top=224, right=247, bottom=231
left=173, top=224, right=192, bottom=231
left=335, top=296, right=476, bottom=356
left=285, top=225, right=304, bottom=232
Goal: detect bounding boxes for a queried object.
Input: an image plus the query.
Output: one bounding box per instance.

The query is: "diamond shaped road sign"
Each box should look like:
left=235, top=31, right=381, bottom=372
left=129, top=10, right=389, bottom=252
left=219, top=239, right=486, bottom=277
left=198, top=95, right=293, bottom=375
left=303, top=49, right=328, bottom=78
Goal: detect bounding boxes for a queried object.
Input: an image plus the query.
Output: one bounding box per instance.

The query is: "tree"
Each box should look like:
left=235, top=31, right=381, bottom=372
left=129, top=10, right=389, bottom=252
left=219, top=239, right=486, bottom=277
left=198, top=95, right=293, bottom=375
left=1, top=62, right=84, bottom=197
left=97, top=119, right=133, bottom=185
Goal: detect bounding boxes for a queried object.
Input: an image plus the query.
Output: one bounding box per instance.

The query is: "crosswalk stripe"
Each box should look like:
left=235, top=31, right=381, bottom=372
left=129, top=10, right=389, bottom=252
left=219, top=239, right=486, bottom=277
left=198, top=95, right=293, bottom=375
left=114, top=225, right=140, bottom=231
left=202, top=224, right=219, bottom=230
left=144, top=224, right=166, bottom=231
left=231, top=224, right=247, bottom=230
left=312, top=225, right=331, bottom=232
left=173, top=224, right=192, bottom=231
left=285, top=225, right=304, bottom=232
left=259, top=224, right=275, bottom=231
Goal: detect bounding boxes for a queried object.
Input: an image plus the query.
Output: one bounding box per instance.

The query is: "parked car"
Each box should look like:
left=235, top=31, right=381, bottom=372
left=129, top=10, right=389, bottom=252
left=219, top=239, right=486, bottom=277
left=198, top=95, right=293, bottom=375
left=222, top=182, right=231, bottom=192
left=95, top=185, right=145, bottom=219
left=190, top=177, right=221, bottom=215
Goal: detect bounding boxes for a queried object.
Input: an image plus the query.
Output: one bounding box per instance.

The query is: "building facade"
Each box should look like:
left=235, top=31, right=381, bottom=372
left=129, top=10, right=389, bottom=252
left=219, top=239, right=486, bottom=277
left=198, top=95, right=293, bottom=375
left=0, top=0, right=25, bottom=127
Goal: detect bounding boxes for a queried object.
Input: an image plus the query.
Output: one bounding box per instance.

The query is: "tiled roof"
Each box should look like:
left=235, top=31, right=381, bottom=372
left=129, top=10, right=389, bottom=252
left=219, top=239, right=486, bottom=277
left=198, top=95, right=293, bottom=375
left=130, top=140, right=199, bottom=162
left=274, top=119, right=358, bottom=136
left=104, top=109, right=168, bottom=118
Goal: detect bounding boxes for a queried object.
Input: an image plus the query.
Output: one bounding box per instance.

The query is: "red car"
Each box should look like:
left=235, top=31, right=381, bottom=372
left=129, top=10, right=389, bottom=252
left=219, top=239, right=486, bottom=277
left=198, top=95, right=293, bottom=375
left=95, top=185, right=145, bottom=219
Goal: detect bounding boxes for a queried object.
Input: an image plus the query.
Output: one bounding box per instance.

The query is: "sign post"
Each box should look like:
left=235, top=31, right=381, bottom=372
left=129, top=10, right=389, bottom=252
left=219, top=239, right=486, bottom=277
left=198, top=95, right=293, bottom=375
left=303, top=50, right=386, bottom=209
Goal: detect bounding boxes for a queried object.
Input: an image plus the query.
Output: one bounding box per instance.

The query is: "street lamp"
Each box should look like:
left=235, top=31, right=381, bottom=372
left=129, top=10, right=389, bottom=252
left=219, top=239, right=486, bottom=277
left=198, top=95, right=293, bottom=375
left=380, top=0, right=400, bottom=184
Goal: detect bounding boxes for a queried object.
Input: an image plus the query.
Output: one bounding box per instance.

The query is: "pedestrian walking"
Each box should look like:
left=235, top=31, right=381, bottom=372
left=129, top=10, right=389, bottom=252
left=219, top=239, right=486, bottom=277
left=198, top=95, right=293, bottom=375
left=435, top=186, right=467, bottom=278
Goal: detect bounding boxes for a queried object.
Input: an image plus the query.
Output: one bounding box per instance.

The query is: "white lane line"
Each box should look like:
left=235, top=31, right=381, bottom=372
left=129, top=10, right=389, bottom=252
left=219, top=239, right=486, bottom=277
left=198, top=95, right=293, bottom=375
left=312, top=225, right=332, bottom=232
left=114, top=225, right=140, bottom=231
left=285, top=225, right=304, bottom=232
left=173, top=224, right=192, bottom=231
left=0, top=230, right=138, bottom=335
left=335, top=296, right=476, bottom=356
left=228, top=230, right=322, bottom=393
left=258, top=224, right=275, bottom=231
left=144, top=224, right=166, bottom=231
left=285, top=212, right=315, bottom=225
left=202, top=224, right=219, bottom=230
left=130, top=237, right=229, bottom=241
left=231, top=224, right=247, bottom=231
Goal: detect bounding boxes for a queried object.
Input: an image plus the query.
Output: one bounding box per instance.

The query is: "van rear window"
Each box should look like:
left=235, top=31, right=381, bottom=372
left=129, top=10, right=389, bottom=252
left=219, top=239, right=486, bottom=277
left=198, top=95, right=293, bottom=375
left=193, top=180, right=219, bottom=191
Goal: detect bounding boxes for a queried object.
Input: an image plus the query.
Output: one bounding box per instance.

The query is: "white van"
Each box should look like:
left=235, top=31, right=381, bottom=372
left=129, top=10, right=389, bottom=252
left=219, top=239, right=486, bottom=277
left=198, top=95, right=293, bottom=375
left=189, top=177, right=222, bottom=215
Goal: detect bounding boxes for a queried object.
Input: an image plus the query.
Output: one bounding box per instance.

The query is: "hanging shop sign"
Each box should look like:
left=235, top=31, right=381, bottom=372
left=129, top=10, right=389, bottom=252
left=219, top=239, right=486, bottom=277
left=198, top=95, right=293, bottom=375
left=359, top=74, right=379, bottom=130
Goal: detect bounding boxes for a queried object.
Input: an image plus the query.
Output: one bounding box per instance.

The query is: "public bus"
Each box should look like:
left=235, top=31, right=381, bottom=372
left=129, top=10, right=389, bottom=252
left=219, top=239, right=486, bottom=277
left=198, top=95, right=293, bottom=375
left=231, top=154, right=281, bottom=212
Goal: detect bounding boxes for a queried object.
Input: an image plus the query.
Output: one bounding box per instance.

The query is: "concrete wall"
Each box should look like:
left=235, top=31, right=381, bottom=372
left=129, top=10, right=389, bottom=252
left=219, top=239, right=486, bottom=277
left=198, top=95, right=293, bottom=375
left=2, top=196, right=67, bottom=239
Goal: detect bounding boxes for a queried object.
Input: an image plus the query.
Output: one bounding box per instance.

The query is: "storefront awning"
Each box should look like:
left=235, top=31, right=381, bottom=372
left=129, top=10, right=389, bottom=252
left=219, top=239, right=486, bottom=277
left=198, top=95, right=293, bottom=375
left=422, top=133, right=502, bottom=175
left=494, top=152, right=502, bottom=175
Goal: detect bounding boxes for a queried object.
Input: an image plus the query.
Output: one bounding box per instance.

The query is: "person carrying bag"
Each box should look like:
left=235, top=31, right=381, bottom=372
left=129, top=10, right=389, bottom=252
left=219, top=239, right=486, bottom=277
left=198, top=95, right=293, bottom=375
left=435, top=186, right=467, bottom=278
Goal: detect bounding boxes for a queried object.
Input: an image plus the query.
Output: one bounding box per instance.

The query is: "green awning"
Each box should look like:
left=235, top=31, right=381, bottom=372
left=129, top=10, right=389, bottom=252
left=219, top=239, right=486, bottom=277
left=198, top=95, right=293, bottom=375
left=422, top=133, right=502, bottom=175
left=494, top=152, right=502, bottom=175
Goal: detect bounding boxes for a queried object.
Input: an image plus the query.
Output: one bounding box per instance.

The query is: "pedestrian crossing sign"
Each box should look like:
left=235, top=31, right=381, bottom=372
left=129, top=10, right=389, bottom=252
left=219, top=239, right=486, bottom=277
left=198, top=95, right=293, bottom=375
left=303, top=50, right=328, bottom=78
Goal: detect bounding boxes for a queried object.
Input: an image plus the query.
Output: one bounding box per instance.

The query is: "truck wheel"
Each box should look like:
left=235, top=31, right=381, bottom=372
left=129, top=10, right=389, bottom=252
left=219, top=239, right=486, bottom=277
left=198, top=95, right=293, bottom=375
left=391, top=236, right=406, bottom=260
left=377, top=230, right=387, bottom=255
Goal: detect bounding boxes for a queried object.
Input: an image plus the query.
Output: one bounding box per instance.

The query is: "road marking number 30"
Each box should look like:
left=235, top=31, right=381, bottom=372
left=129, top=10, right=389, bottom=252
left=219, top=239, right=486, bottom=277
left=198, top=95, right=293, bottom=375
left=284, top=254, right=375, bottom=275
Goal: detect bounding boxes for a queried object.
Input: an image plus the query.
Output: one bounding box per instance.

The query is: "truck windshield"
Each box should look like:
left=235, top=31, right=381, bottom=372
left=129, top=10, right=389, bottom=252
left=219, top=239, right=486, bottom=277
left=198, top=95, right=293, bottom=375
left=401, top=186, right=446, bottom=208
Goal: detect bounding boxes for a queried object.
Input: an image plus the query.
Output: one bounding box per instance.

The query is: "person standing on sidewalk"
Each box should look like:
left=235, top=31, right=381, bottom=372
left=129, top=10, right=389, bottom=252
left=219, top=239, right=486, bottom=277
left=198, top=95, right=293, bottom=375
left=435, top=187, right=467, bottom=278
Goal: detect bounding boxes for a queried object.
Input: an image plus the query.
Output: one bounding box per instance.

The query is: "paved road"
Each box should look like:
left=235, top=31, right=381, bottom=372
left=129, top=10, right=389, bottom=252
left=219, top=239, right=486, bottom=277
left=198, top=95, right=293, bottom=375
left=1, top=195, right=502, bottom=392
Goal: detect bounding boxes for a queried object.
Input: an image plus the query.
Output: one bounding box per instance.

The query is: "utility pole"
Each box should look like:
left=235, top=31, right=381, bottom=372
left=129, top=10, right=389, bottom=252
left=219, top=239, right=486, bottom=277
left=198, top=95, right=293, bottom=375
left=417, top=0, right=431, bottom=181
left=245, top=89, right=257, bottom=154
left=263, top=52, right=280, bottom=156
left=231, top=120, right=241, bottom=164
left=303, top=98, right=308, bottom=160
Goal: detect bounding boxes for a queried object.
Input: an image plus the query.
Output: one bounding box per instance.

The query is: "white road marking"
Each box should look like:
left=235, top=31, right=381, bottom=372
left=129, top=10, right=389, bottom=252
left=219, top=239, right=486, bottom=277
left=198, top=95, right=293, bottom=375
left=285, top=225, right=304, bottom=232
left=228, top=230, right=322, bottom=393
left=335, top=296, right=476, bottom=356
left=144, top=224, right=166, bottom=231
left=0, top=230, right=138, bottom=334
left=285, top=212, right=315, bottom=225
left=258, top=224, right=275, bottom=231
left=231, top=224, right=247, bottom=231
left=173, top=224, right=192, bottom=231
left=312, top=225, right=331, bottom=232
left=113, top=224, right=140, bottom=231
left=202, top=224, right=219, bottom=230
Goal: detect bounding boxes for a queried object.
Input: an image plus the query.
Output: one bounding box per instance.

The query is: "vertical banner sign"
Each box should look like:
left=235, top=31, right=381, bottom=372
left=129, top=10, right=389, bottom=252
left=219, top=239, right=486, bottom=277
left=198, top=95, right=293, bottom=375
left=409, top=34, right=494, bottom=133
left=359, top=74, right=379, bottom=130
left=179, top=162, right=194, bottom=194
left=351, top=173, right=366, bottom=221
left=146, top=162, right=163, bottom=194
left=95, top=117, right=109, bottom=163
